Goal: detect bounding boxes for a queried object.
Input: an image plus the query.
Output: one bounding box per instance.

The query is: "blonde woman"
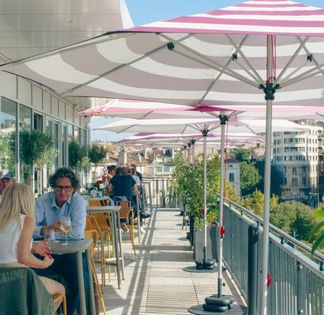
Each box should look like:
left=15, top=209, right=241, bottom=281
left=0, top=183, right=65, bottom=311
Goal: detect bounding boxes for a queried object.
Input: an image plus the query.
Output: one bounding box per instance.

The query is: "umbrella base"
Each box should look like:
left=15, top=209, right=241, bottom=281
left=183, top=265, right=217, bottom=273
left=188, top=304, right=245, bottom=315
left=196, top=259, right=215, bottom=270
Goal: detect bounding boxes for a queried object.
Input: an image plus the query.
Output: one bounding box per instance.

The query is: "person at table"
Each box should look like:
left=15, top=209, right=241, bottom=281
left=0, top=173, right=13, bottom=201
left=33, top=167, right=86, bottom=315
left=108, top=166, right=150, bottom=220
left=108, top=166, right=137, bottom=204
left=0, top=183, right=65, bottom=311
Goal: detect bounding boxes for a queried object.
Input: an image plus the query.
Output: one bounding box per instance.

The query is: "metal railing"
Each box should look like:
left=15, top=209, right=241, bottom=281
left=142, top=177, right=179, bottom=209
left=141, top=178, right=324, bottom=314
left=223, top=198, right=324, bottom=315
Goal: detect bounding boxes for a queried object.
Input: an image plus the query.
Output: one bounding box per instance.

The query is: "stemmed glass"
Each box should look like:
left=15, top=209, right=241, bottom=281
left=60, top=216, right=72, bottom=245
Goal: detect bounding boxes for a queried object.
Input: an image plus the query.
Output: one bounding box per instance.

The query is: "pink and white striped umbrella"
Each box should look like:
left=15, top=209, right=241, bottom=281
left=2, top=1, right=324, bottom=312
left=79, top=99, right=232, bottom=119
left=3, top=0, right=324, bottom=108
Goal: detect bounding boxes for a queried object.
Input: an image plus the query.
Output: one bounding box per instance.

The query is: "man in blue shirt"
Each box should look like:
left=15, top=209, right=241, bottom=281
left=33, top=167, right=86, bottom=315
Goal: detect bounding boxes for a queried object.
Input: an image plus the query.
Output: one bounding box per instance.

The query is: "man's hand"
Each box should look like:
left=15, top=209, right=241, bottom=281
left=32, top=240, right=52, bottom=258
left=42, top=222, right=62, bottom=234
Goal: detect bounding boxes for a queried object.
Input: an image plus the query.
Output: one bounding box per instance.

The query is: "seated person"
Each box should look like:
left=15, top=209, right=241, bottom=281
left=0, top=173, right=13, bottom=201
left=33, top=167, right=86, bottom=315
left=108, top=166, right=150, bottom=220
left=0, top=183, right=65, bottom=312
left=108, top=166, right=137, bottom=205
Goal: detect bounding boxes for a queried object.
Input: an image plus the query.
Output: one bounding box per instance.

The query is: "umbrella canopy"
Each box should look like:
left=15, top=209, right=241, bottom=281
left=3, top=1, right=324, bottom=108
left=118, top=132, right=261, bottom=146
left=95, top=117, right=306, bottom=134
left=80, top=99, right=324, bottom=120
left=79, top=99, right=232, bottom=119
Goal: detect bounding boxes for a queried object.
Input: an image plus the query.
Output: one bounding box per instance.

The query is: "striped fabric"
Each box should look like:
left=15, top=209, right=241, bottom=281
left=3, top=0, right=324, bottom=108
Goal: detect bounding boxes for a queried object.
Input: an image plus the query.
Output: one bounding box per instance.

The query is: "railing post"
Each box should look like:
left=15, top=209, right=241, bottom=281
left=297, top=262, right=304, bottom=315
left=248, top=223, right=259, bottom=315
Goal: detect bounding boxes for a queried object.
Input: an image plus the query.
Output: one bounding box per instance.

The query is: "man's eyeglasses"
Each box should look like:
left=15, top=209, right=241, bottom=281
left=55, top=185, right=73, bottom=192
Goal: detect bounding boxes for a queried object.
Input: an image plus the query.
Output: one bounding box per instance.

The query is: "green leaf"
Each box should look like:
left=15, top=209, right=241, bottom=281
left=311, top=234, right=324, bottom=253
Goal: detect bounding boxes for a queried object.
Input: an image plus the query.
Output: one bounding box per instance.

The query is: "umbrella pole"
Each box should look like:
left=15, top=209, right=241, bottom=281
left=191, top=139, right=196, bottom=164
left=202, top=130, right=208, bottom=265
left=260, top=34, right=277, bottom=315
left=189, top=121, right=234, bottom=314
left=217, top=115, right=228, bottom=297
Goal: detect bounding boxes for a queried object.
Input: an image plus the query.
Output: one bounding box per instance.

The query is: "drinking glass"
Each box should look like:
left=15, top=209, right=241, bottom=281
left=60, top=216, right=72, bottom=245
left=44, top=229, right=58, bottom=243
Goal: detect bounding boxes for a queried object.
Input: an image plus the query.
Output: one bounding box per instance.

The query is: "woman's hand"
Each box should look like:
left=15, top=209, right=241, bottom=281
left=42, top=254, right=54, bottom=269
left=32, top=240, right=52, bottom=257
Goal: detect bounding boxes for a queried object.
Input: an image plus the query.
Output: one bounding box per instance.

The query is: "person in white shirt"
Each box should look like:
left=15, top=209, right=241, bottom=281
left=0, top=183, right=65, bottom=311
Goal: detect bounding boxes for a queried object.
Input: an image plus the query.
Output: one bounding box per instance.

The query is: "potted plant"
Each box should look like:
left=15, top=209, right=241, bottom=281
left=68, top=140, right=91, bottom=185
left=12, top=130, right=58, bottom=184
left=171, top=152, right=240, bottom=262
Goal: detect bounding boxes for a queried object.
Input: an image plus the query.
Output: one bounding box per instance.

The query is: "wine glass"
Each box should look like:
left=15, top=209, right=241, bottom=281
left=60, top=216, right=72, bottom=245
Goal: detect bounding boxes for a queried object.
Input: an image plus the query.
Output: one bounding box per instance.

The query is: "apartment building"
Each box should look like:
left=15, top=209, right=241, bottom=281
left=273, top=125, right=322, bottom=203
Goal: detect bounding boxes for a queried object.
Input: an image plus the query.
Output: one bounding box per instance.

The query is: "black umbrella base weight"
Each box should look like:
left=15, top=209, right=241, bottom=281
left=188, top=303, right=245, bottom=315
left=183, top=265, right=217, bottom=273
left=196, top=259, right=215, bottom=270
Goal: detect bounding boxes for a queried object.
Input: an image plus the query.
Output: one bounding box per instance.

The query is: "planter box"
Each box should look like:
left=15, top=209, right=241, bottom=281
left=194, top=224, right=218, bottom=262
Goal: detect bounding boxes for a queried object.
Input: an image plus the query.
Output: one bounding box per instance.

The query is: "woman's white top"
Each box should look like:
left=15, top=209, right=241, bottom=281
left=0, top=214, right=26, bottom=264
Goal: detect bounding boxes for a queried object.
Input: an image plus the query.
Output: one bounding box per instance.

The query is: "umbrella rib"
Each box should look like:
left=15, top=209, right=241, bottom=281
left=275, top=37, right=309, bottom=84
left=297, top=35, right=324, bottom=77
left=198, top=36, right=250, bottom=105
left=117, top=124, right=138, bottom=134
left=280, top=63, right=324, bottom=88
left=160, top=33, right=259, bottom=89
left=60, top=38, right=171, bottom=96
left=226, top=35, right=264, bottom=84
left=4, top=32, right=121, bottom=67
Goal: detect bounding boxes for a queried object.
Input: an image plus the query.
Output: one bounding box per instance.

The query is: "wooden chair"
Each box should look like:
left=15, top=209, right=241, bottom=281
left=87, top=199, right=114, bottom=285
left=118, top=200, right=136, bottom=256
left=86, top=215, right=106, bottom=289
left=91, top=213, right=113, bottom=282
left=85, top=231, right=107, bottom=315
left=54, top=292, right=67, bottom=315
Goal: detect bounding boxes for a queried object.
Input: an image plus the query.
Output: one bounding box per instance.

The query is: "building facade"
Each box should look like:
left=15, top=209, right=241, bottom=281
left=225, top=159, right=241, bottom=197
left=272, top=125, right=322, bottom=203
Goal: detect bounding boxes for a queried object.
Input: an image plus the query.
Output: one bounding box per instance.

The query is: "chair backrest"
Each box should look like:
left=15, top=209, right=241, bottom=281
left=92, top=213, right=110, bottom=231
left=0, top=266, right=54, bottom=315
left=118, top=200, right=131, bottom=219
left=88, top=198, right=111, bottom=207
left=88, top=199, right=102, bottom=207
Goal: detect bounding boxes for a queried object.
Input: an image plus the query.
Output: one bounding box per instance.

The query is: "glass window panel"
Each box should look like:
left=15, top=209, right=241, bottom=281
left=68, top=124, right=73, bottom=142
left=62, top=125, right=67, bottom=166
left=0, top=97, right=17, bottom=176
left=19, top=104, right=32, bottom=131
left=34, top=113, right=43, bottom=131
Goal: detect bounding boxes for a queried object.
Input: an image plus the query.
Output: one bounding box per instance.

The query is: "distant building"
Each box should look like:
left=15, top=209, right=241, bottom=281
left=225, top=159, right=241, bottom=196
left=272, top=125, right=322, bottom=203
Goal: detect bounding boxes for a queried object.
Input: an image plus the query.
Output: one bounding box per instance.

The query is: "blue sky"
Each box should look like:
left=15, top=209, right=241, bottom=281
left=91, top=0, right=324, bottom=142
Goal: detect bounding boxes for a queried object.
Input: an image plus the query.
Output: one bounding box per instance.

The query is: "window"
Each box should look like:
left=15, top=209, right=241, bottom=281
left=229, top=173, right=235, bottom=182
left=19, top=104, right=32, bottom=131
left=292, top=178, right=298, bottom=186
left=33, top=113, right=43, bottom=131
left=0, top=97, right=17, bottom=175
